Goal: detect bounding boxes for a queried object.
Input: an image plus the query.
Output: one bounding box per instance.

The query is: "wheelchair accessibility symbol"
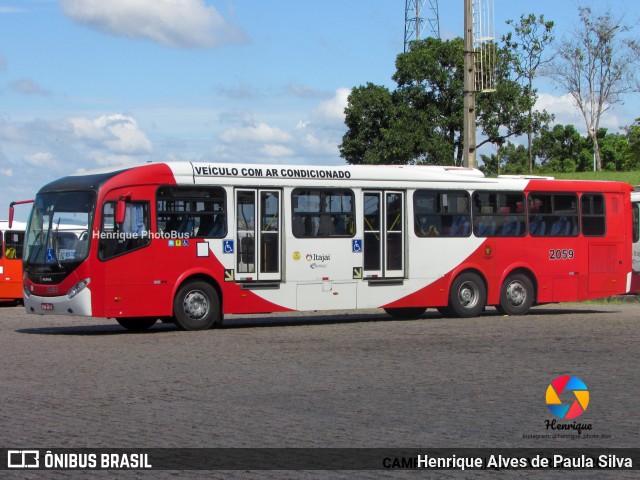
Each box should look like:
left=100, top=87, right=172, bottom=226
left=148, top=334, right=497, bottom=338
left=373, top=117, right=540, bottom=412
left=223, top=240, right=234, bottom=254
left=352, top=239, right=362, bottom=253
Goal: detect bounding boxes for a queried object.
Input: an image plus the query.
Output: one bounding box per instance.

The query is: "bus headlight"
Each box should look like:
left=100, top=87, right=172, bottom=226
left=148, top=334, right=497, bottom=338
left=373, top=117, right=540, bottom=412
left=67, top=278, right=91, bottom=299
left=23, top=284, right=31, bottom=298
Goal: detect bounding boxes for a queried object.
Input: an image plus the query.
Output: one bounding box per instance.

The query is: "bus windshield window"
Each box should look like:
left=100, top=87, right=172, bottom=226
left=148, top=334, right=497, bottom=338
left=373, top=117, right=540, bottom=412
left=25, top=191, right=95, bottom=267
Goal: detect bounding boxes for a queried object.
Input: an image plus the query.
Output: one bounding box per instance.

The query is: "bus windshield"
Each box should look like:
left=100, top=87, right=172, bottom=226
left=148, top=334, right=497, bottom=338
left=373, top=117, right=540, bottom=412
left=24, top=191, right=95, bottom=269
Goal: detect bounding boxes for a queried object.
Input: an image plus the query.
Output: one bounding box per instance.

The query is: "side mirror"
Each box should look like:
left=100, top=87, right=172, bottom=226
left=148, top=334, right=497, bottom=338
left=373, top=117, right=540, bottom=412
left=8, top=203, right=14, bottom=228
left=8, top=199, right=34, bottom=228
left=115, top=197, right=128, bottom=224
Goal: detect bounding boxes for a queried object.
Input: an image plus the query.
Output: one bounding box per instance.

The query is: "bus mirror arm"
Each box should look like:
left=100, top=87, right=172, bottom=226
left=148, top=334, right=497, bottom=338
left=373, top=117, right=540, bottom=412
left=8, top=199, right=34, bottom=228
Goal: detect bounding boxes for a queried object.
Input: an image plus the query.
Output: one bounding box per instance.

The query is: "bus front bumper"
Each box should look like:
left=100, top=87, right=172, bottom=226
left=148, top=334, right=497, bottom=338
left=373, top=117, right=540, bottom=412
left=24, top=287, right=92, bottom=316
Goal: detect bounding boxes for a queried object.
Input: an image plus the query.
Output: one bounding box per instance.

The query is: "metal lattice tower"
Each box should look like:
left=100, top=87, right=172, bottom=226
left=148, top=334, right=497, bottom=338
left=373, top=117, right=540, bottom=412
left=404, top=0, right=440, bottom=52
left=473, top=0, right=497, bottom=92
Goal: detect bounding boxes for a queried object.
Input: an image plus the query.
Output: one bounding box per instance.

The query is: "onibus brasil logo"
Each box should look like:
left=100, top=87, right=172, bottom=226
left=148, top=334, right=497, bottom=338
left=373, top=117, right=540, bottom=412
left=545, top=375, right=589, bottom=419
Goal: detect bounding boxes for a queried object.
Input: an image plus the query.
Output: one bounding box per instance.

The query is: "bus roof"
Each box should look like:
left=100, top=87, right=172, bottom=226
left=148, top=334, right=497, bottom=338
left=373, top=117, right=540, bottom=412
left=0, top=220, right=26, bottom=231
left=37, top=161, right=634, bottom=193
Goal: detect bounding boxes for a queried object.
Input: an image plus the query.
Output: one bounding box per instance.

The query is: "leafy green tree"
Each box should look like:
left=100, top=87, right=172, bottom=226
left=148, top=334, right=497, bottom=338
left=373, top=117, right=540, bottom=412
left=340, top=38, right=549, bottom=167
left=533, top=124, right=590, bottom=173
left=476, top=44, right=552, bottom=157
left=547, top=7, right=640, bottom=171
left=479, top=143, right=528, bottom=177
left=503, top=14, right=555, bottom=173
left=393, top=37, right=465, bottom=165
left=624, top=119, right=640, bottom=170
left=500, top=143, right=529, bottom=174
left=479, top=153, right=499, bottom=177
left=340, top=83, right=402, bottom=164
left=599, top=131, right=628, bottom=171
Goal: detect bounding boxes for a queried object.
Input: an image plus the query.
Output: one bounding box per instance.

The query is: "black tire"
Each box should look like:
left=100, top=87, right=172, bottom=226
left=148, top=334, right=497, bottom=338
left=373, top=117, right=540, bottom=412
left=116, top=317, right=157, bottom=331
left=499, top=273, right=534, bottom=316
left=384, top=307, right=427, bottom=319
left=174, top=281, right=221, bottom=331
left=448, top=272, right=486, bottom=318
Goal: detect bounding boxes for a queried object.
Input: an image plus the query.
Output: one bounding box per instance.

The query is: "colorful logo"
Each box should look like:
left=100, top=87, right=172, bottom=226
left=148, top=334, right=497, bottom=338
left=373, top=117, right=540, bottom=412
left=546, top=375, right=589, bottom=419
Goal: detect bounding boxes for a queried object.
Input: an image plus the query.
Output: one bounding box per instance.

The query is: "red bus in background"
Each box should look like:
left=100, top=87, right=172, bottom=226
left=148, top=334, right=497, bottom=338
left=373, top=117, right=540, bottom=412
left=20, top=162, right=633, bottom=330
left=0, top=220, right=26, bottom=304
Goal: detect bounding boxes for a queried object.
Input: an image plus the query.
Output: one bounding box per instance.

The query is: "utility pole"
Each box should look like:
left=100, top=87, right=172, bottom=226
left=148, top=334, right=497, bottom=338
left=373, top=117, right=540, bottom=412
left=463, top=0, right=476, bottom=168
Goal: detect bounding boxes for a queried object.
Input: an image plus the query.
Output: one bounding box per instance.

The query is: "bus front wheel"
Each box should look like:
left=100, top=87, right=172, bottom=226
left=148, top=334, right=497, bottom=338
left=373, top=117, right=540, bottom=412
left=174, top=281, right=221, bottom=331
left=499, top=273, right=534, bottom=316
left=449, top=272, right=486, bottom=318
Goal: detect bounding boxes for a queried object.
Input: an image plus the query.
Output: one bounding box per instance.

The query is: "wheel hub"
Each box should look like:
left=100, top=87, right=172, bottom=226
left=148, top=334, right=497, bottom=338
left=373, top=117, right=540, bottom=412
left=459, top=282, right=478, bottom=308
left=183, top=290, right=209, bottom=320
left=506, top=282, right=526, bottom=306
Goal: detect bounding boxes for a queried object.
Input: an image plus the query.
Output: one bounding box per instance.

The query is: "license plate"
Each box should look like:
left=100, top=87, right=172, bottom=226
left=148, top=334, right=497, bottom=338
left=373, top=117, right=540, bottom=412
left=41, top=303, right=54, bottom=311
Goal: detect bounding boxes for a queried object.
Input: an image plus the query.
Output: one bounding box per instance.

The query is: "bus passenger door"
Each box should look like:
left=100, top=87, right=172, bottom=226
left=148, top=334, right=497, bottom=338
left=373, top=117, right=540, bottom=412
left=362, top=191, right=405, bottom=279
left=235, top=189, right=281, bottom=282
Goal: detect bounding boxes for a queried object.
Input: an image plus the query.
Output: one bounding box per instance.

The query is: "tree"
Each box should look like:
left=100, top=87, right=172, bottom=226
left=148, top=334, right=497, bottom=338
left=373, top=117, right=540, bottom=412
left=340, top=38, right=548, bottom=167
left=547, top=7, right=640, bottom=171
left=598, top=130, right=628, bottom=171
left=624, top=119, right=640, bottom=170
left=479, top=143, right=528, bottom=177
left=534, top=124, right=591, bottom=173
left=340, top=83, right=401, bottom=164
left=476, top=43, right=552, bottom=157
left=503, top=14, right=555, bottom=173
left=393, top=37, right=465, bottom=165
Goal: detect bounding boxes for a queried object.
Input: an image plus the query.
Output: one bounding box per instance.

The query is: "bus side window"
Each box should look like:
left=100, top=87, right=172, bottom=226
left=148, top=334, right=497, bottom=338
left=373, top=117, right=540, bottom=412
left=99, top=201, right=150, bottom=260
left=292, top=189, right=354, bottom=238
left=581, top=193, right=605, bottom=236
left=5, top=231, right=24, bottom=259
left=414, top=190, right=470, bottom=237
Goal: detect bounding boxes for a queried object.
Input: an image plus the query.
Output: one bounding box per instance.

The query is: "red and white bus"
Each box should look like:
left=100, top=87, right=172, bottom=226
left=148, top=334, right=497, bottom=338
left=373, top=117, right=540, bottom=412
left=20, top=162, right=632, bottom=330
left=1, top=219, right=26, bottom=304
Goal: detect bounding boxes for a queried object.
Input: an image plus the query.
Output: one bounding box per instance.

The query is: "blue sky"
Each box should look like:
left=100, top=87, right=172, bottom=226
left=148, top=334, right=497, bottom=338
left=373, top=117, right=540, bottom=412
left=1, top=0, right=638, bottom=221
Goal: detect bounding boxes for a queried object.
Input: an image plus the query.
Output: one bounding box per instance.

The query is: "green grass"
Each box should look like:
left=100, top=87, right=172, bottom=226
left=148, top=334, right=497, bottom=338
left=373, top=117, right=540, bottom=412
left=548, top=171, right=640, bottom=186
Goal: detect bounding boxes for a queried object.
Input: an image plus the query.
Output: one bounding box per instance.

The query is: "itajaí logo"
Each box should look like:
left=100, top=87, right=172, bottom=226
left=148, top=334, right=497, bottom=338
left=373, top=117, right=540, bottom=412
left=546, top=375, right=589, bottom=419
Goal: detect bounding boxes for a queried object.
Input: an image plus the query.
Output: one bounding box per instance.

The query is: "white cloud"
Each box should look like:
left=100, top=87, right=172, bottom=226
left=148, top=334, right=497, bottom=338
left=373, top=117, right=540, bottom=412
left=311, top=87, right=350, bottom=126
left=211, top=88, right=349, bottom=164
left=87, top=152, right=146, bottom=166
left=70, top=114, right=152, bottom=154
left=260, top=144, right=294, bottom=157
left=219, top=122, right=293, bottom=144
left=0, top=113, right=152, bottom=175
left=24, top=151, right=59, bottom=168
left=60, top=0, right=246, bottom=48
left=536, top=92, right=624, bottom=133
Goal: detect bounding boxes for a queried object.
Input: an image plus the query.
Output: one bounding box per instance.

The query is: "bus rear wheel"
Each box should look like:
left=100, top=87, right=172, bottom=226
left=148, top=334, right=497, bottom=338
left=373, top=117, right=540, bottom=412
left=174, top=281, right=221, bottom=331
left=384, top=307, right=427, bottom=319
left=448, top=272, right=486, bottom=318
left=116, top=317, right=157, bottom=331
left=499, top=273, right=534, bottom=316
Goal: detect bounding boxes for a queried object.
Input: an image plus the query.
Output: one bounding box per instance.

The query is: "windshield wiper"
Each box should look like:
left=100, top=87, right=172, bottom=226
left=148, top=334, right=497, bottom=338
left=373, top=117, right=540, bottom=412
left=53, top=218, right=62, bottom=268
